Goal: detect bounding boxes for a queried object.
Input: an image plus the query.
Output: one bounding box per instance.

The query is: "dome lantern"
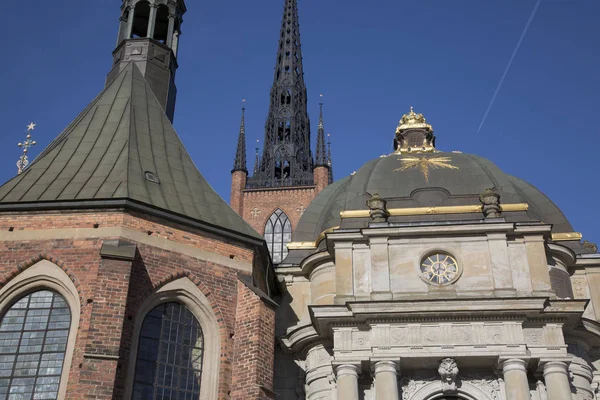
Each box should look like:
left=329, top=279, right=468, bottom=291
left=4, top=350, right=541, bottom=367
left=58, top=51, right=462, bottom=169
left=394, top=106, right=436, bottom=154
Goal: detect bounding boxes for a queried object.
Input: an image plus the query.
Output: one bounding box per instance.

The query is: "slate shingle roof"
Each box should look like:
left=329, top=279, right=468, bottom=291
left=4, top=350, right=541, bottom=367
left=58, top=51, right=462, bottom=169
left=0, top=63, right=261, bottom=240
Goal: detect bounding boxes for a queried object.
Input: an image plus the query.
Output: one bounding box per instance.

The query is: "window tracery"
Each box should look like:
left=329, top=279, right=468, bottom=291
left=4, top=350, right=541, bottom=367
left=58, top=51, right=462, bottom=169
left=0, top=290, right=71, bottom=399
left=265, top=209, right=292, bottom=264
left=132, top=302, right=204, bottom=399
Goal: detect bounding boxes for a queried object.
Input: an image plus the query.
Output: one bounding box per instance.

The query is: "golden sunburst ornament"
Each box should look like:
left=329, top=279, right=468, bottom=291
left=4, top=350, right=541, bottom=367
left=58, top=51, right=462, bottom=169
left=394, top=156, right=458, bottom=183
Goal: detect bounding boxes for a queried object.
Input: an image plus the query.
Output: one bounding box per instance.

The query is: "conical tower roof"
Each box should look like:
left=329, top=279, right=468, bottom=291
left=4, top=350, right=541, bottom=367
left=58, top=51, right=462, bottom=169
left=0, top=63, right=261, bottom=241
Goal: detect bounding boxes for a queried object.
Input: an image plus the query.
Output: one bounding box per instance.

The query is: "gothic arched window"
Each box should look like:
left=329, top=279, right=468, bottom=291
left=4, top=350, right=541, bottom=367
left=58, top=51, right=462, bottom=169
left=0, top=290, right=71, bottom=399
left=132, top=302, right=204, bottom=399
left=265, top=209, right=292, bottom=264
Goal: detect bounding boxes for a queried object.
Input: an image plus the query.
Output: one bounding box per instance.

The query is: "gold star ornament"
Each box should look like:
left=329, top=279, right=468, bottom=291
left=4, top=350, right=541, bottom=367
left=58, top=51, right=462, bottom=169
left=394, top=155, right=458, bottom=183
left=26, top=122, right=36, bottom=131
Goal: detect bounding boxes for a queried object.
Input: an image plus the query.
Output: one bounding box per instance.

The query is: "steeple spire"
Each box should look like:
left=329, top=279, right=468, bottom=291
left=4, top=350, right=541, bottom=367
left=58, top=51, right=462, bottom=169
left=232, top=101, right=248, bottom=173
left=315, top=95, right=327, bottom=167
left=106, top=0, right=187, bottom=122
left=247, top=0, right=313, bottom=188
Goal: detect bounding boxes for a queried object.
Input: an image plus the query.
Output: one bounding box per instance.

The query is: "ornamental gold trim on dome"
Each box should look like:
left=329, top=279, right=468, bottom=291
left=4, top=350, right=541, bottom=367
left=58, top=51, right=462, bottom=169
left=551, top=232, right=583, bottom=241
left=394, top=155, right=459, bottom=183
left=339, top=203, right=529, bottom=219
left=287, top=226, right=340, bottom=250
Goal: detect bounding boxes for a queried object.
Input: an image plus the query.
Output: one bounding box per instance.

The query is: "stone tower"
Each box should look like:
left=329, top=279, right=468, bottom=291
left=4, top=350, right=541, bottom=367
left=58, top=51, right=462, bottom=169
left=106, top=0, right=186, bottom=122
left=230, top=0, right=332, bottom=264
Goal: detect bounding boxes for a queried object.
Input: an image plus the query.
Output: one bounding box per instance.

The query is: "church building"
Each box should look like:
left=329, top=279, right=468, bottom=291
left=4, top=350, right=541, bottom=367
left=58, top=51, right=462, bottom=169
left=1, top=0, right=599, bottom=400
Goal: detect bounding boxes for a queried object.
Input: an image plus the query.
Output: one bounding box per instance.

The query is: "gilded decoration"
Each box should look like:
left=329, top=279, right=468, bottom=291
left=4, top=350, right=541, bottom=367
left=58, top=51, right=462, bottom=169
left=394, top=107, right=436, bottom=153
left=394, top=156, right=458, bottom=183
left=396, top=106, right=433, bottom=133
left=338, top=203, right=529, bottom=219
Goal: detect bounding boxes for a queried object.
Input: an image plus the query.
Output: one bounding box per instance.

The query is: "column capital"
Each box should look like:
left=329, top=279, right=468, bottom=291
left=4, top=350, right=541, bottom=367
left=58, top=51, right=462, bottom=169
left=335, top=363, right=360, bottom=378
left=372, top=360, right=400, bottom=375
left=542, top=361, right=570, bottom=377
left=501, top=358, right=529, bottom=373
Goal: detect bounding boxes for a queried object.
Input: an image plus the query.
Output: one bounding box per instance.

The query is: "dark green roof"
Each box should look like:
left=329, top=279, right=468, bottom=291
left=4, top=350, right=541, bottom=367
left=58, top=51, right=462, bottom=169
left=293, top=152, right=574, bottom=243
left=0, top=63, right=261, bottom=240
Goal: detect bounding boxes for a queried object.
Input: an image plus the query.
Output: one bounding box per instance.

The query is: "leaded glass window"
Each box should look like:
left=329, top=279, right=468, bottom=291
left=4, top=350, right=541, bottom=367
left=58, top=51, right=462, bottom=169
left=264, top=209, right=292, bottom=264
left=0, top=290, right=71, bottom=400
left=132, top=302, right=204, bottom=400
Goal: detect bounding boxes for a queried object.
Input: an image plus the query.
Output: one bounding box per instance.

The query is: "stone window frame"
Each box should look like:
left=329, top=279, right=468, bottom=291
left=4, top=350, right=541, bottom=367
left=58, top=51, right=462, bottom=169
left=417, top=248, right=463, bottom=287
left=0, top=260, right=81, bottom=400
left=123, top=277, right=220, bottom=400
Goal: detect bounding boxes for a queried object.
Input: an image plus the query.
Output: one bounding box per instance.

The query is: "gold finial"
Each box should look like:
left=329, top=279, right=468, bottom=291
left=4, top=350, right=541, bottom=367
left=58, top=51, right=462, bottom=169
left=397, top=106, right=432, bottom=133
left=17, top=122, right=38, bottom=175
left=241, top=98, right=246, bottom=111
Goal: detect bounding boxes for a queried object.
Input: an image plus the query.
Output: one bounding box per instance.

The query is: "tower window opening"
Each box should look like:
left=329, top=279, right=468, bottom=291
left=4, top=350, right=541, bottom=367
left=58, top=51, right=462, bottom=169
left=277, top=122, right=285, bottom=142
left=280, top=89, right=292, bottom=105
left=274, top=151, right=290, bottom=180
left=285, top=120, right=291, bottom=142
left=153, top=5, right=170, bottom=44
left=131, top=1, right=151, bottom=38
left=295, top=67, right=300, bottom=75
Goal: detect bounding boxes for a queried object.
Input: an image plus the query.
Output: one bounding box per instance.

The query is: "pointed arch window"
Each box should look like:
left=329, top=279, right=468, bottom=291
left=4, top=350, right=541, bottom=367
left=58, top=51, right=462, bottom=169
left=0, top=290, right=71, bottom=399
left=132, top=302, right=204, bottom=399
left=265, top=209, right=292, bottom=264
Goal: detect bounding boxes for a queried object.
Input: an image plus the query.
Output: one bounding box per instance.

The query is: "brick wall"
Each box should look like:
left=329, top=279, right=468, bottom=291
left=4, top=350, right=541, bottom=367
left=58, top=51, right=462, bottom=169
left=0, top=209, right=275, bottom=399
left=230, top=171, right=247, bottom=215
left=229, top=169, right=331, bottom=240
left=241, top=187, right=318, bottom=235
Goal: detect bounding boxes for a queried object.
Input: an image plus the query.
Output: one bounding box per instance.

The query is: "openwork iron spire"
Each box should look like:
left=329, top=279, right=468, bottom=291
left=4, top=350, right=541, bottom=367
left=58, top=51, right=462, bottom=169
left=315, top=95, right=327, bottom=167
left=232, top=101, right=248, bottom=173
left=247, top=0, right=313, bottom=188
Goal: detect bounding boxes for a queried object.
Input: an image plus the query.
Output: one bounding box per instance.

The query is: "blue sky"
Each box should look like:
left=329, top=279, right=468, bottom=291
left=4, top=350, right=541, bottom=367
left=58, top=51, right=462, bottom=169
left=1, top=0, right=599, bottom=243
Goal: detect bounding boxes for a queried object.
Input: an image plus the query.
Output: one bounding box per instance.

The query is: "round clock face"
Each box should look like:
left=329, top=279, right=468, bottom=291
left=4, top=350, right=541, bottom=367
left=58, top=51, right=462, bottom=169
left=420, top=253, right=459, bottom=285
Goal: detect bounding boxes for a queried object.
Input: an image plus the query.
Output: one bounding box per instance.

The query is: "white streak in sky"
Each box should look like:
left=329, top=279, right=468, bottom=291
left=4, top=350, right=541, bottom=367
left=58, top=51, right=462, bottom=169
left=477, top=0, right=542, bottom=133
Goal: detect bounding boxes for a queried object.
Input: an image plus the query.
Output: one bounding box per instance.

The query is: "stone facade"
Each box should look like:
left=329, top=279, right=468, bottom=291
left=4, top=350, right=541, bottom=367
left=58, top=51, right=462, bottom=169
left=273, top=217, right=600, bottom=400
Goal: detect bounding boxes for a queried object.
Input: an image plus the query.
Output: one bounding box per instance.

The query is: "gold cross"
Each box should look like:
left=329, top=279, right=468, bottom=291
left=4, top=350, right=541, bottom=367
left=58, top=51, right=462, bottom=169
left=250, top=207, right=261, bottom=218
left=394, top=156, right=458, bottom=183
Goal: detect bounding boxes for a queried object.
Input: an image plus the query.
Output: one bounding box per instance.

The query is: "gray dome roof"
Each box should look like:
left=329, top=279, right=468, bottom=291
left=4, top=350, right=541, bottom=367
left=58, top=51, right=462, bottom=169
left=294, top=152, right=573, bottom=243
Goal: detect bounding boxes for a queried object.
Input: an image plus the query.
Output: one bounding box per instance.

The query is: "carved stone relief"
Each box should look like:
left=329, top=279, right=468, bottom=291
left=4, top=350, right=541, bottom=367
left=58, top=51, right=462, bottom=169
left=400, top=371, right=501, bottom=400
left=523, top=328, right=545, bottom=345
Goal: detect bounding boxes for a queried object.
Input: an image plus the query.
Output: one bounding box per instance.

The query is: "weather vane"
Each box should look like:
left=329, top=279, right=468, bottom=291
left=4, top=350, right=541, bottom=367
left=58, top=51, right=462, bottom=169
left=17, top=122, right=37, bottom=175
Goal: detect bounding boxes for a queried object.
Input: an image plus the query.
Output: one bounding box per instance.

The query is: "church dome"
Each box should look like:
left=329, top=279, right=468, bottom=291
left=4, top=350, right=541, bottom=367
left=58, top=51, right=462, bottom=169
left=293, top=108, right=574, bottom=245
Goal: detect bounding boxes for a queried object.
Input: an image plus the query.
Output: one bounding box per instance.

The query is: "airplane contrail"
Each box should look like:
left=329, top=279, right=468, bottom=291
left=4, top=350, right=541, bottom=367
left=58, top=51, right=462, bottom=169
left=477, top=0, right=542, bottom=133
